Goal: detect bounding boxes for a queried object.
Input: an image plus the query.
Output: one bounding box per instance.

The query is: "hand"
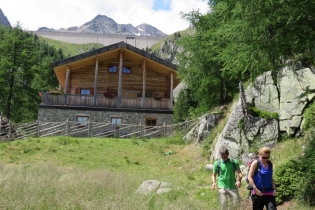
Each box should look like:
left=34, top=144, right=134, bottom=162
left=273, top=189, right=277, bottom=196
left=235, top=181, right=241, bottom=188
left=255, top=188, right=263, bottom=196
left=212, top=183, right=216, bottom=190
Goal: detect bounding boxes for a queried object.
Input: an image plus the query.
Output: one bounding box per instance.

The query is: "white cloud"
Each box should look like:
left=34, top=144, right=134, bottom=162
left=1, top=0, right=209, bottom=35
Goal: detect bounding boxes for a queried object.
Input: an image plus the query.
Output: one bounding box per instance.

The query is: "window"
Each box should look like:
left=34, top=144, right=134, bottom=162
left=108, top=66, right=131, bottom=73
left=111, top=117, right=122, bottom=129
left=123, top=67, right=131, bottom=74
left=80, top=89, right=90, bottom=95
left=145, top=92, right=153, bottom=98
left=77, top=116, right=89, bottom=128
left=109, top=65, right=117, bottom=73
left=146, top=119, right=157, bottom=127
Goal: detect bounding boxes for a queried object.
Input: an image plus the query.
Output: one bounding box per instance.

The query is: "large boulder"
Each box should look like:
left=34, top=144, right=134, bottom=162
left=136, top=180, right=178, bottom=195
left=211, top=66, right=315, bottom=160
left=184, top=113, right=222, bottom=144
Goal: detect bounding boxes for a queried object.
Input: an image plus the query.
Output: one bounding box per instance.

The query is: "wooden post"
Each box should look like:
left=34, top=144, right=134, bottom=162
left=66, top=118, right=70, bottom=136
left=170, top=73, right=174, bottom=109
left=94, top=57, right=99, bottom=106
left=65, top=66, right=70, bottom=105
left=118, top=50, right=123, bottom=107
left=139, top=120, right=143, bottom=138
left=114, top=122, right=117, bottom=137
left=142, top=60, right=146, bottom=108
left=185, top=119, right=189, bottom=134
left=88, top=119, right=91, bottom=137
left=163, top=121, right=166, bottom=137
left=8, top=121, right=11, bottom=140
left=37, top=119, right=40, bottom=137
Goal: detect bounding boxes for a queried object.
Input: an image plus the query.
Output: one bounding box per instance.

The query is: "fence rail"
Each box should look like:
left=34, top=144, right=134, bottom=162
left=41, top=93, right=171, bottom=110
left=0, top=118, right=200, bottom=141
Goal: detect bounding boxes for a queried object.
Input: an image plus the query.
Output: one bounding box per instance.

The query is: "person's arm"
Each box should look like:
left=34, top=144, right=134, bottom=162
left=247, top=160, right=262, bottom=196
left=235, top=169, right=242, bottom=188
left=212, top=172, right=217, bottom=190
left=212, top=161, right=218, bottom=190
left=271, top=163, right=277, bottom=196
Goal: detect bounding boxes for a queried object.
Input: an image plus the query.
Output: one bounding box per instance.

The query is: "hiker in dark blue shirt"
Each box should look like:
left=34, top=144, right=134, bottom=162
left=247, top=147, right=277, bottom=210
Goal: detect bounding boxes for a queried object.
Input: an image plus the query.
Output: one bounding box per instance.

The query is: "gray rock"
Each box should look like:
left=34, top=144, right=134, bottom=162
left=212, top=66, right=315, bottom=159
left=136, top=180, right=178, bottom=195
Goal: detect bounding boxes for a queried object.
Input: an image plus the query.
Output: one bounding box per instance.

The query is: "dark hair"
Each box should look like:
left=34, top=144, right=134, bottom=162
left=219, top=147, right=229, bottom=155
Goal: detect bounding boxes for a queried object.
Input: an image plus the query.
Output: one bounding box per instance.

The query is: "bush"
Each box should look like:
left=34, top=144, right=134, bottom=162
left=248, top=106, right=278, bottom=119
left=274, top=129, right=315, bottom=206
left=302, top=101, right=315, bottom=130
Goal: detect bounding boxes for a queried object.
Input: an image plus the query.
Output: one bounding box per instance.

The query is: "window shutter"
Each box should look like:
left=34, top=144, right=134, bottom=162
left=75, top=88, right=80, bottom=94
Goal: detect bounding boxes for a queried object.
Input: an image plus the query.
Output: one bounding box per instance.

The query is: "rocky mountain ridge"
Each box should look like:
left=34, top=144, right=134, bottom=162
left=0, top=8, right=11, bottom=26
left=38, top=14, right=166, bottom=36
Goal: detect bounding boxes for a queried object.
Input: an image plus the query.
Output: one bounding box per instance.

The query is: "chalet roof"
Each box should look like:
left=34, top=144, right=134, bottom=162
left=52, top=41, right=177, bottom=70
left=52, top=41, right=179, bottom=88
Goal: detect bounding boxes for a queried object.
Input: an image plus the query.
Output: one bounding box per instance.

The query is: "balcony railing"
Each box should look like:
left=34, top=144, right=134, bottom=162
left=40, top=93, right=171, bottom=110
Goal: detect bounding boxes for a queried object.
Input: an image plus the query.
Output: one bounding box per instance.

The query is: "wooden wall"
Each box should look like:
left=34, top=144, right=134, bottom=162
left=69, top=58, right=170, bottom=98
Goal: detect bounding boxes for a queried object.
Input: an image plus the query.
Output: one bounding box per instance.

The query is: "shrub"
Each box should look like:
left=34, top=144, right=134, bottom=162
left=302, top=101, right=315, bottom=130
left=248, top=106, right=278, bottom=119
left=274, top=129, right=315, bottom=206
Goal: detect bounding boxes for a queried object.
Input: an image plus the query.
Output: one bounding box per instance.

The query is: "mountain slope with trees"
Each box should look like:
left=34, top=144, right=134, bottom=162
left=0, top=25, right=64, bottom=122
left=173, top=0, right=315, bottom=118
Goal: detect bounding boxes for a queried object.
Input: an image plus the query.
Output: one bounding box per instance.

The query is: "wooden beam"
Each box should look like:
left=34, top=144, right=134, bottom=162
left=118, top=50, right=123, bottom=107
left=94, top=57, right=99, bottom=106
left=142, top=60, right=146, bottom=108
left=170, top=73, right=173, bottom=109
left=65, top=66, right=70, bottom=105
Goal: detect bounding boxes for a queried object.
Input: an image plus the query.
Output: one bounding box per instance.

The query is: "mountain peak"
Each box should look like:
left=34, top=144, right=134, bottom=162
left=0, top=8, right=11, bottom=26
left=37, top=14, right=166, bottom=36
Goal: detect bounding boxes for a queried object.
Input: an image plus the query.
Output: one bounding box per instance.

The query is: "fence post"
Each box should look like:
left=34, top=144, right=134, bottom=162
left=88, top=119, right=91, bottom=137
left=163, top=122, right=166, bottom=137
left=66, top=118, right=70, bottom=136
left=37, top=119, right=40, bottom=137
left=185, top=119, right=189, bottom=134
left=139, top=120, right=143, bottom=138
left=114, top=122, right=117, bottom=138
left=8, top=121, right=11, bottom=140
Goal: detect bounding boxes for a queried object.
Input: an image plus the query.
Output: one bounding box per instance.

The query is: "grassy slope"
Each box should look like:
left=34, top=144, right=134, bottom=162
left=0, top=134, right=310, bottom=209
left=149, top=27, right=193, bottom=52
left=38, top=36, right=104, bottom=57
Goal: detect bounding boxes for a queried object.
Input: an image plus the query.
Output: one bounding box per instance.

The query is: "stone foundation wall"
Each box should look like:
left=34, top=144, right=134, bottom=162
left=38, top=107, right=173, bottom=126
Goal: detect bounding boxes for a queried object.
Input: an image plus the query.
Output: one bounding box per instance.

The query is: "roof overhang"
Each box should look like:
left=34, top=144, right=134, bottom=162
left=52, top=42, right=179, bottom=87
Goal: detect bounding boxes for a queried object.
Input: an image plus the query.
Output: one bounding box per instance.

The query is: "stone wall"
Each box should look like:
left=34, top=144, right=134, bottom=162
left=38, top=107, right=173, bottom=126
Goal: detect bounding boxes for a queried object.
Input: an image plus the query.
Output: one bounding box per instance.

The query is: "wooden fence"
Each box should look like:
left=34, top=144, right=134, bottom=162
left=0, top=118, right=200, bottom=141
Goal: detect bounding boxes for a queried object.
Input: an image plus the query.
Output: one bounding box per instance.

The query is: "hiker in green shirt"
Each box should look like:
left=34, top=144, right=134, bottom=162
left=212, top=147, right=242, bottom=210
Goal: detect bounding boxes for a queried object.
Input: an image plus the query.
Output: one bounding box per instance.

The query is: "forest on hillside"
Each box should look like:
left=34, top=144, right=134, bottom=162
left=0, top=25, right=64, bottom=122
left=173, top=0, right=315, bottom=121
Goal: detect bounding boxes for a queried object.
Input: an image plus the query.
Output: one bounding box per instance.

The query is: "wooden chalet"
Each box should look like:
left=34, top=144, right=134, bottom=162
left=38, top=42, right=180, bottom=128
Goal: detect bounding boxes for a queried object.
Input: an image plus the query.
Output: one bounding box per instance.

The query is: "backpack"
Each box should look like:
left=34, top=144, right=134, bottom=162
left=245, top=156, right=273, bottom=190
left=217, top=158, right=237, bottom=177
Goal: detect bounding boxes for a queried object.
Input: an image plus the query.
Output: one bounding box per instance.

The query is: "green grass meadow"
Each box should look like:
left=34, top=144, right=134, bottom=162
left=0, top=136, right=217, bottom=209
left=38, top=36, right=104, bottom=57
left=0, top=135, right=311, bottom=209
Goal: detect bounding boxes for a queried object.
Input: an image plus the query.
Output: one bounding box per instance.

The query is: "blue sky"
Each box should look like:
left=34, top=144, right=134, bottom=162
left=1, top=0, right=208, bottom=35
left=153, top=0, right=171, bottom=11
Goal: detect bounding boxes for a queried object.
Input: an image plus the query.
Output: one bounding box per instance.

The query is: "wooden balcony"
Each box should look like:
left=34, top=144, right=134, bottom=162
left=40, top=93, right=172, bottom=110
